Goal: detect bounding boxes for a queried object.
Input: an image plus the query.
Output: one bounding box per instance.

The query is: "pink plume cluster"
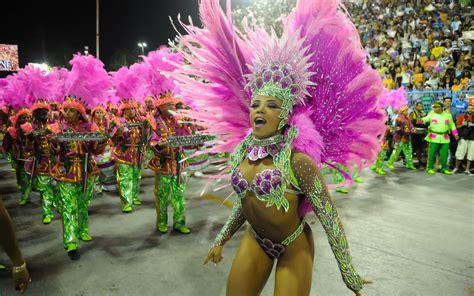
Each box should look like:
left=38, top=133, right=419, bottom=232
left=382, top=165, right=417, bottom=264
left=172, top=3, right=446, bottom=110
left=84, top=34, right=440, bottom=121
left=64, top=53, right=111, bottom=107
left=141, top=47, right=183, bottom=97
left=383, top=87, right=407, bottom=111
left=0, top=65, right=57, bottom=109
left=110, top=65, right=147, bottom=101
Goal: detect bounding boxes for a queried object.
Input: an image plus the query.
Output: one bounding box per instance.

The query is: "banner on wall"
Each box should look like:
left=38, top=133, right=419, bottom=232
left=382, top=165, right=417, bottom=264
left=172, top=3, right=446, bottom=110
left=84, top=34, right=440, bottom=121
left=0, top=44, right=19, bottom=72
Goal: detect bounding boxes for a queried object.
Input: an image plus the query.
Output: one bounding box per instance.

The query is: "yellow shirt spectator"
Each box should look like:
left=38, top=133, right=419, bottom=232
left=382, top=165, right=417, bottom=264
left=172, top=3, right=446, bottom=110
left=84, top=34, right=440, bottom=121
left=440, top=12, right=448, bottom=24
left=461, top=77, right=469, bottom=87
left=419, top=56, right=428, bottom=67
left=431, top=46, right=445, bottom=59
left=383, top=78, right=395, bottom=89
left=452, top=84, right=463, bottom=92
left=413, top=73, right=424, bottom=86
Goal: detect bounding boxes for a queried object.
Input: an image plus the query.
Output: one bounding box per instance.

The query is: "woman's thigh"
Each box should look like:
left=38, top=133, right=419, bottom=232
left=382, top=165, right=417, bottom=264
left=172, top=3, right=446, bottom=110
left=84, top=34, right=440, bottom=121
left=227, top=228, right=274, bottom=296
left=274, top=225, right=315, bottom=296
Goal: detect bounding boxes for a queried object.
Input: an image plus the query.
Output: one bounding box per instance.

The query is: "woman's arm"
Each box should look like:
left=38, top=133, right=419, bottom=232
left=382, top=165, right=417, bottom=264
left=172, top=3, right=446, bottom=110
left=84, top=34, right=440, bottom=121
left=212, top=203, right=246, bottom=248
left=291, top=153, right=363, bottom=292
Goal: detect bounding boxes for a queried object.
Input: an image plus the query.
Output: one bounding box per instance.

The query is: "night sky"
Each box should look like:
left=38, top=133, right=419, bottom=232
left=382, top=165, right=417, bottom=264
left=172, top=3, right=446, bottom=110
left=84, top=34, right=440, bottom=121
left=0, top=1, right=248, bottom=74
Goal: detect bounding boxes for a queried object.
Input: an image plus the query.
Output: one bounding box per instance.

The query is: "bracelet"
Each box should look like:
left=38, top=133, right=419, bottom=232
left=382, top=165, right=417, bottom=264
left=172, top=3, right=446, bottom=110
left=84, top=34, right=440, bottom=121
left=12, top=262, right=26, bottom=273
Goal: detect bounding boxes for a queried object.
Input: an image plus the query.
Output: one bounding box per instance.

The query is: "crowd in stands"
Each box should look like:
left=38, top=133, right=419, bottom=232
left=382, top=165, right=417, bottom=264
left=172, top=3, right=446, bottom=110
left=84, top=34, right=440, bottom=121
left=349, top=0, right=473, bottom=92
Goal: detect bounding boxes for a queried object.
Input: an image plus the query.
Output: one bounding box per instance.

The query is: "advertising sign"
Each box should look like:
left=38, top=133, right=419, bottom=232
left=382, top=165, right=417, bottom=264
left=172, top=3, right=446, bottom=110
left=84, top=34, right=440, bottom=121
left=0, top=44, right=19, bottom=72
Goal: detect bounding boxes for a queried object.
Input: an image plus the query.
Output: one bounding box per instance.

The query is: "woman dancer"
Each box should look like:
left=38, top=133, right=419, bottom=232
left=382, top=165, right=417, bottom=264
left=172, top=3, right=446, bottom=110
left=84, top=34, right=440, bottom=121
left=171, top=0, right=385, bottom=294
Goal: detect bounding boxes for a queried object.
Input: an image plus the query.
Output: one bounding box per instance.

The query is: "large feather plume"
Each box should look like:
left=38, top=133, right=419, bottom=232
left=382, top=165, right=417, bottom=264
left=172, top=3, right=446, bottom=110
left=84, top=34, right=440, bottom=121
left=286, top=0, right=385, bottom=170
left=170, top=0, right=258, bottom=153
left=63, top=53, right=111, bottom=107
left=141, top=47, right=183, bottom=97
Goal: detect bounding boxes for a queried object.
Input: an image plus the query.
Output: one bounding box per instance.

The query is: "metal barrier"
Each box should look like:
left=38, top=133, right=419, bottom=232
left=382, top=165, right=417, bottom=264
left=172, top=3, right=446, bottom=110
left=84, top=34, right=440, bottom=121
left=406, top=90, right=474, bottom=116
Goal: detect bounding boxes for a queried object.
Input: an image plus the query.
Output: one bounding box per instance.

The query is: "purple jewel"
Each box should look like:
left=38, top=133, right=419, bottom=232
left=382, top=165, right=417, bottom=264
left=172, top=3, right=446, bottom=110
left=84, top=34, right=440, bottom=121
left=281, top=77, right=292, bottom=89
left=291, top=85, right=301, bottom=95
left=273, top=243, right=285, bottom=253
left=272, top=70, right=284, bottom=83
left=261, top=180, right=271, bottom=194
left=255, top=77, right=264, bottom=89
left=267, top=144, right=280, bottom=155
left=262, top=238, right=273, bottom=249
left=271, top=176, right=282, bottom=189
left=258, top=146, right=268, bottom=159
left=255, top=174, right=262, bottom=186
left=237, top=180, right=248, bottom=193
left=271, top=64, right=279, bottom=71
left=273, top=169, right=282, bottom=177
left=231, top=170, right=239, bottom=183
left=263, top=70, right=272, bottom=82
left=262, top=170, right=272, bottom=180
left=268, top=249, right=281, bottom=259
left=255, top=185, right=265, bottom=196
left=251, top=147, right=259, bottom=157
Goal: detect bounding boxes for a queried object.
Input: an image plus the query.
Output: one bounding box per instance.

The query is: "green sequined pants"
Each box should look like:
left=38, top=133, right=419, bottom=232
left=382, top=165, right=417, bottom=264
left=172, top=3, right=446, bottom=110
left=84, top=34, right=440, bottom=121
left=58, top=178, right=95, bottom=248
left=16, top=162, right=32, bottom=203
left=36, top=175, right=56, bottom=219
left=154, top=175, right=187, bottom=228
left=388, top=141, right=414, bottom=168
left=332, top=164, right=360, bottom=183
left=117, top=164, right=141, bottom=210
left=373, top=149, right=387, bottom=171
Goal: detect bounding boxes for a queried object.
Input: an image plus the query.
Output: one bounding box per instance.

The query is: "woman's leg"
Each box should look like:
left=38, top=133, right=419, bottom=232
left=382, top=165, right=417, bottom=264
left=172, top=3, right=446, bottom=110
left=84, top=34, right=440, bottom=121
left=274, top=225, right=315, bottom=296
left=227, top=228, right=274, bottom=296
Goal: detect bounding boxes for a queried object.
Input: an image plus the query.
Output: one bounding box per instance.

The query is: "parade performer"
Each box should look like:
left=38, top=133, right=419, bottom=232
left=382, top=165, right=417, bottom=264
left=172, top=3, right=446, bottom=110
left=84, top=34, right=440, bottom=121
left=6, top=109, right=33, bottom=206
left=421, top=101, right=459, bottom=175
left=171, top=0, right=385, bottom=294
left=91, top=103, right=118, bottom=193
left=0, top=100, right=9, bottom=160
left=50, top=54, right=109, bottom=253
left=371, top=88, right=407, bottom=175
left=332, top=164, right=364, bottom=194
left=110, top=64, right=156, bottom=213
left=138, top=48, right=192, bottom=234
left=9, top=65, right=66, bottom=223
left=387, top=104, right=416, bottom=170
left=1, top=73, right=35, bottom=205
left=149, top=94, right=192, bottom=234
left=29, top=97, right=58, bottom=223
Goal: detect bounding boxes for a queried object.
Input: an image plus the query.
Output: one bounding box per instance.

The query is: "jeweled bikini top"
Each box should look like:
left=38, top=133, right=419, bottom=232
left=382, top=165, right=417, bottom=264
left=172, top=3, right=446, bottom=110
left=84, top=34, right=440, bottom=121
left=231, top=133, right=297, bottom=212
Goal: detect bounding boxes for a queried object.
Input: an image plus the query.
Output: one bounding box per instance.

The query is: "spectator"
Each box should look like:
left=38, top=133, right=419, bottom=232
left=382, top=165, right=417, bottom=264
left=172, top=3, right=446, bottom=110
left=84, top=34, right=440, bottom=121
left=451, top=16, right=462, bottom=33
left=383, top=73, right=396, bottom=89
left=452, top=79, right=464, bottom=92
left=453, top=104, right=474, bottom=175
left=410, top=101, right=427, bottom=168
left=431, top=40, right=445, bottom=59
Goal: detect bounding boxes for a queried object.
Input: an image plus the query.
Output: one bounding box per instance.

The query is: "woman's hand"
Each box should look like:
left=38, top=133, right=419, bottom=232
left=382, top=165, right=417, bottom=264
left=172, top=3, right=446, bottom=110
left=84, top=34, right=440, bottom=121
left=203, top=246, right=223, bottom=266
left=351, top=277, right=373, bottom=296
left=12, top=264, right=31, bottom=293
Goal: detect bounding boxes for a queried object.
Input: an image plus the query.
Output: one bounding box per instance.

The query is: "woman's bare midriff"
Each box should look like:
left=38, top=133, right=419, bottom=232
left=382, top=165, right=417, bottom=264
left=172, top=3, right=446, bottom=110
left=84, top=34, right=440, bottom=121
left=238, top=157, right=304, bottom=243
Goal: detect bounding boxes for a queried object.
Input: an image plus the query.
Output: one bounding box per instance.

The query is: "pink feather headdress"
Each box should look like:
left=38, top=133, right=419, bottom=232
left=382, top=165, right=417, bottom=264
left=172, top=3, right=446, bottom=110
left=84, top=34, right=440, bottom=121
left=62, top=53, right=111, bottom=117
left=110, top=64, right=147, bottom=114
left=380, top=87, right=407, bottom=112
left=141, top=47, right=183, bottom=97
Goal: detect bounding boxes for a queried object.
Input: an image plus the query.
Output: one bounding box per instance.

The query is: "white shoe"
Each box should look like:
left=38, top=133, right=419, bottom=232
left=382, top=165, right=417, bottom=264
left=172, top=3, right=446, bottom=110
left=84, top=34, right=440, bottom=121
left=452, top=168, right=458, bottom=174
left=194, top=171, right=204, bottom=177
left=464, top=170, right=472, bottom=176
